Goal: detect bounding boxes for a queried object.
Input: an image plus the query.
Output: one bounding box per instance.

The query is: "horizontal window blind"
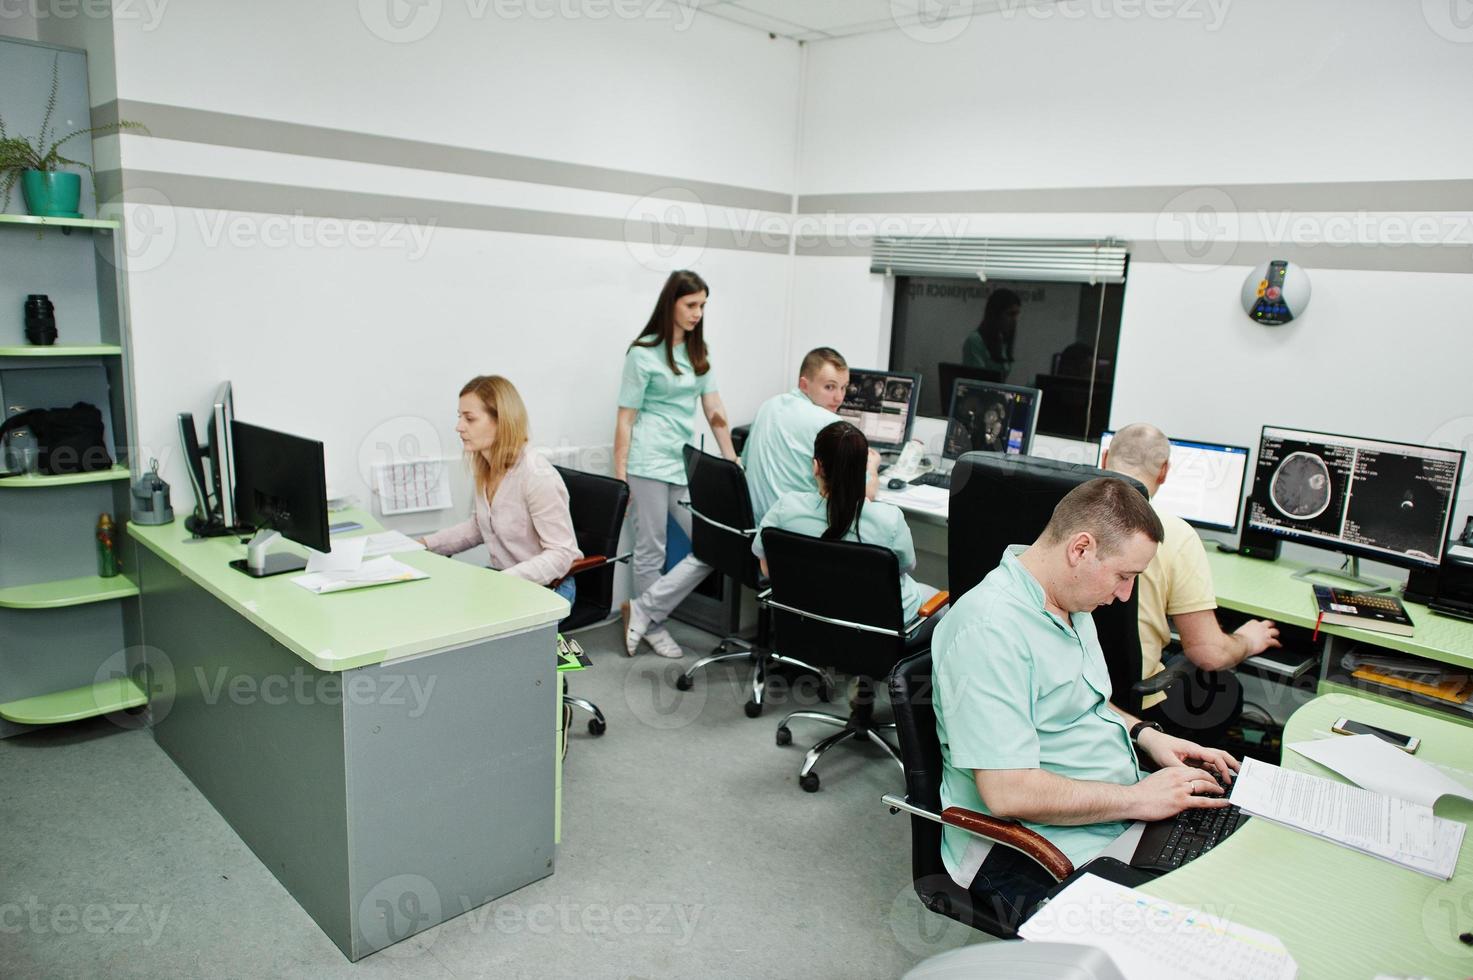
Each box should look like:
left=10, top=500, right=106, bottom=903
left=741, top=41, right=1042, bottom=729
left=870, top=237, right=1128, bottom=284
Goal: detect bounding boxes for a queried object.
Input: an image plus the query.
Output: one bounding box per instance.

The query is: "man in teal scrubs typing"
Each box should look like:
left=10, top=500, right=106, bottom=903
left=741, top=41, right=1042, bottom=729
left=932, top=478, right=1239, bottom=925
left=742, top=347, right=876, bottom=523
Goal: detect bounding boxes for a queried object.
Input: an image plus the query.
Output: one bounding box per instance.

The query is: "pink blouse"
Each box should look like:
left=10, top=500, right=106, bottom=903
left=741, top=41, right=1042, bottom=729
left=424, top=451, right=582, bottom=585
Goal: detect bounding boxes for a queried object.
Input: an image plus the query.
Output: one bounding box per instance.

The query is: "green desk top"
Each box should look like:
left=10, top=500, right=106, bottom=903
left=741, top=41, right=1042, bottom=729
left=1207, top=550, right=1473, bottom=671
left=127, top=511, right=570, bottom=673
left=1145, top=694, right=1473, bottom=980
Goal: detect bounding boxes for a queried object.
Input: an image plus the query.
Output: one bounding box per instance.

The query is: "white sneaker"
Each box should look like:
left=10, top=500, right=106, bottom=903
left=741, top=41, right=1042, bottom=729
left=645, top=626, right=685, bottom=659
left=624, top=600, right=652, bottom=656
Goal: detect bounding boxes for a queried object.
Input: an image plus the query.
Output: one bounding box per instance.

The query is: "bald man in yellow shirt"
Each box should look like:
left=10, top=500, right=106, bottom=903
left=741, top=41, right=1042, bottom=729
left=1104, top=423, right=1281, bottom=741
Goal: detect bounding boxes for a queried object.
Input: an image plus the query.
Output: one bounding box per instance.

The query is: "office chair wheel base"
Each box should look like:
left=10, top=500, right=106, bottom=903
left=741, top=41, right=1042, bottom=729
left=587, top=718, right=606, bottom=736
left=744, top=699, right=763, bottom=718
left=800, top=772, right=820, bottom=793
left=674, top=673, right=694, bottom=691
left=775, top=725, right=792, bottom=746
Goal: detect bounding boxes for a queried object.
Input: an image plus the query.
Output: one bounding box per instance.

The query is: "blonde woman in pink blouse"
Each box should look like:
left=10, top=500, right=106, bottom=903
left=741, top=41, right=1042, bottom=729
left=422, top=375, right=582, bottom=601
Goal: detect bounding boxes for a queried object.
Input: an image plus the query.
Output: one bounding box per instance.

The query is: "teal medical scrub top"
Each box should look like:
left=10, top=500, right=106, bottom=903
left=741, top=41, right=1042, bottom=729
left=618, top=341, right=718, bottom=486
left=741, top=388, right=840, bottom=523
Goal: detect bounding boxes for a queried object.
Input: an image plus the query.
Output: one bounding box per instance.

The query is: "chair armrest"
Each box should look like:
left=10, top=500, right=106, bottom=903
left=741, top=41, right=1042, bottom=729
left=1130, top=652, right=1191, bottom=697
left=551, top=551, right=632, bottom=588
left=918, top=591, right=950, bottom=619
left=882, top=794, right=1074, bottom=882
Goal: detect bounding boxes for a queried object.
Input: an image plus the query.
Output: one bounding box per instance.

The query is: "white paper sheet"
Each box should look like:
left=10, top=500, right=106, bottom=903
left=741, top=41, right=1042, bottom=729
left=1230, top=757, right=1464, bottom=879
left=1019, top=874, right=1297, bottom=980
left=304, top=536, right=366, bottom=574
left=360, top=530, right=428, bottom=558
left=1289, top=733, right=1473, bottom=808
left=292, top=556, right=428, bottom=594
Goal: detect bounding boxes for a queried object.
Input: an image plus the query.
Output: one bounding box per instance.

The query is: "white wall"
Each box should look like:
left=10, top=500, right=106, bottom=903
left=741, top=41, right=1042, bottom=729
left=86, top=5, right=802, bottom=528
left=793, top=0, right=1473, bottom=540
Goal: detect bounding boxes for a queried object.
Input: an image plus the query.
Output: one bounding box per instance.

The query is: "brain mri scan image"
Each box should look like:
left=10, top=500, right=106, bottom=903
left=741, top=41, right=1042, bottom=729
left=1270, top=451, right=1332, bottom=519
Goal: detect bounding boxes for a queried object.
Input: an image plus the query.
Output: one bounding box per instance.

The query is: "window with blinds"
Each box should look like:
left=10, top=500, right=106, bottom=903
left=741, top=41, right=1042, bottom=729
left=871, top=237, right=1128, bottom=285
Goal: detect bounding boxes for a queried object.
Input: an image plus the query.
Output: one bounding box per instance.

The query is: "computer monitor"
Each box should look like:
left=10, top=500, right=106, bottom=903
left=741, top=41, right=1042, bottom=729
left=1098, top=430, right=1250, bottom=533
left=176, top=380, right=240, bottom=537
left=1246, top=425, right=1464, bottom=581
left=942, top=379, right=1041, bottom=460
left=228, top=420, right=331, bottom=577
left=838, top=369, right=921, bottom=451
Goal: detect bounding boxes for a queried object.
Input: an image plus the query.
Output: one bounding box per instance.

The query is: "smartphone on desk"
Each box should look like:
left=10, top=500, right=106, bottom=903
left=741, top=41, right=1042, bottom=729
left=1331, top=717, right=1420, bottom=753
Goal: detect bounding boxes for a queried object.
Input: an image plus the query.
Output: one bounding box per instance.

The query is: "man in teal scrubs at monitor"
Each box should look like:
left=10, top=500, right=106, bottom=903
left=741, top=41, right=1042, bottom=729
left=932, top=478, right=1240, bottom=925
left=742, top=347, right=876, bottom=522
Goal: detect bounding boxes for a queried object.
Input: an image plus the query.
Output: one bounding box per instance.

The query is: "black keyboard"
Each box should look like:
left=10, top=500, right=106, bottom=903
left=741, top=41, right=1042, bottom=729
left=1130, top=805, right=1250, bottom=873
left=908, top=472, right=951, bottom=489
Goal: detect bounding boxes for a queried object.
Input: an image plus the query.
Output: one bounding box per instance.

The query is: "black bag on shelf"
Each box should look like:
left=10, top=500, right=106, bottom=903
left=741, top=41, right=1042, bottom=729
left=0, top=403, right=114, bottom=475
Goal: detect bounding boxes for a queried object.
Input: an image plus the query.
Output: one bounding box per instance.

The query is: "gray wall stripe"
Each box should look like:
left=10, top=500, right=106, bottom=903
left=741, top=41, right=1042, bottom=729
left=99, top=169, right=793, bottom=256
left=796, top=235, right=1472, bottom=274
left=93, top=100, right=793, bottom=215
left=798, top=180, right=1473, bottom=216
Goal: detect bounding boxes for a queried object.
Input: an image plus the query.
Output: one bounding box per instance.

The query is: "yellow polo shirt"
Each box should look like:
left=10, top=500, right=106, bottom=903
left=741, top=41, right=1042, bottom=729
left=1137, top=502, right=1218, bottom=708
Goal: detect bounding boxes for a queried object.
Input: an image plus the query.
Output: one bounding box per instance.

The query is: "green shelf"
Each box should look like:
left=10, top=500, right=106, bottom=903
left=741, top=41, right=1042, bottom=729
left=0, top=213, right=119, bottom=231
left=0, top=675, right=147, bottom=725
left=0, top=464, right=130, bottom=488
left=0, top=345, right=122, bottom=357
left=0, top=574, right=138, bottom=609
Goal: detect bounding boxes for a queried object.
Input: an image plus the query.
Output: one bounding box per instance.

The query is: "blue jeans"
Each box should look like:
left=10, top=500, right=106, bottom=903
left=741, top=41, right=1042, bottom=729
left=554, top=577, right=576, bottom=603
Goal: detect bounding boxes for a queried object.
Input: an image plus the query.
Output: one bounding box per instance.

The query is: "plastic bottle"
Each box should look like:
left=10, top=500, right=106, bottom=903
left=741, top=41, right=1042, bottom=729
left=96, top=513, right=119, bottom=578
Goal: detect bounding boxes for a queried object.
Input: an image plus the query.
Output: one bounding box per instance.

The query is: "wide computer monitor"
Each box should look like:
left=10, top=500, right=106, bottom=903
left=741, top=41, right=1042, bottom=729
left=942, top=379, right=1041, bottom=460
left=177, top=380, right=239, bottom=536
left=228, top=420, right=331, bottom=577
left=1246, top=425, right=1464, bottom=575
left=1098, top=430, right=1251, bottom=533
left=838, top=369, right=921, bottom=452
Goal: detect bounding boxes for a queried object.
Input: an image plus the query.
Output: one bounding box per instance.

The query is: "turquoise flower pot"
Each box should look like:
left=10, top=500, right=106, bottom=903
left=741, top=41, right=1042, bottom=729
left=20, top=170, right=83, bottom=218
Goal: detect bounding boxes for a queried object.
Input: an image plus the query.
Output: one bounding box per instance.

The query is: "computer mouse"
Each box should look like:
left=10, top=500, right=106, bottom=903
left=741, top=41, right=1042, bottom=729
left=887, top=478, right=907, bottom=491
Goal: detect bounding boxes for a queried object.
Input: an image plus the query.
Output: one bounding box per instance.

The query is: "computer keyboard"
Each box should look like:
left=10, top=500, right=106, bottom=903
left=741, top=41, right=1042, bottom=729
left=1130, top=805, right=1250, bottom=873
left=908, top=471, right=951, bottom=489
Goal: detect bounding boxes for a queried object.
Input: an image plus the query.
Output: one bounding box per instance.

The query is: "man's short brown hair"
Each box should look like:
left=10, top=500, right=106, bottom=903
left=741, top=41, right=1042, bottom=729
left=1041, top=477, right=1164, bottom=554
left=799, top=347, right=848, bottom=379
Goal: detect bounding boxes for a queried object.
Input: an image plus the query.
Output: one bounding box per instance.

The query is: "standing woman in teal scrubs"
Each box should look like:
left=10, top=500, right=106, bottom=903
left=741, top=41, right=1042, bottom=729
left=614, top=270, right=738, bottom=659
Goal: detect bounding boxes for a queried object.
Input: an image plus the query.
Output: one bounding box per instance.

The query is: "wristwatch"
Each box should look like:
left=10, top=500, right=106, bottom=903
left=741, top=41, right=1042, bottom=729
left=1129, top=721, right=1164, bottom=743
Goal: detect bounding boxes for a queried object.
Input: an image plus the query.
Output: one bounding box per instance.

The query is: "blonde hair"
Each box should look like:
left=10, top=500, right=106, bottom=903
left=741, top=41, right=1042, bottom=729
left=460, top=375, right=529, bottom=503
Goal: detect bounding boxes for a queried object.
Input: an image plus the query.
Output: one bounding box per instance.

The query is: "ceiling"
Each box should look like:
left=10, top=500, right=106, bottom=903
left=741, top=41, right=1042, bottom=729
left=677, top=0, right=1049, bottom=43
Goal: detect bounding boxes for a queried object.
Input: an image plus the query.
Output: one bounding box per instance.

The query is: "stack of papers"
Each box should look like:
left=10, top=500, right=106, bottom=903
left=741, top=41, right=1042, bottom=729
left=293, top=556, right=428, bottom=594
left=1288, top=733, right=1473, bottom=808
left=1019, top=874, right=1297, bottom=980
left=1229, top=756, right=1465, bottom=879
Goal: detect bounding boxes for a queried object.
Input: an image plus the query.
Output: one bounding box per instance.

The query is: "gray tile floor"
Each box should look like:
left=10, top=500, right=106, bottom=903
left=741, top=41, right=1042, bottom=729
left=0, top=618, right=987, bottom=979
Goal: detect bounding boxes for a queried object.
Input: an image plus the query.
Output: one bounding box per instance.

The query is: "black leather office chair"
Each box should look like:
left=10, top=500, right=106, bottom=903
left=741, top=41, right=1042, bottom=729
left=673, top=446, right=827, bottom=717
left=553, top=465, right=633, bottom=737
left=945, top=452, right=1184, bottom=714
left=885, top=651, right=1135, bottom=939
left=761, top=528, right=949, bottom=792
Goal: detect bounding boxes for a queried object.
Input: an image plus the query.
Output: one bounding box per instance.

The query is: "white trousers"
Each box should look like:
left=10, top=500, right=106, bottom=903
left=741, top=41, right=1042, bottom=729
left=627, top=474, right=713, bottom=624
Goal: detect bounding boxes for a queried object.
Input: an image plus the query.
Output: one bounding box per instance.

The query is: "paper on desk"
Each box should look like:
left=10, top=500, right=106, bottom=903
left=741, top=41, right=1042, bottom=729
left=1230, top=757, right=1464, bottom=879
left=1018, top=873, right=1296, bottom=980
left=1289, top=734, right=1473, bottom=808
left=292, top=556, right=428, bottom=594
left=360, top=530, right=427, bottom=558
left=305, top=536, right=366, bottom=573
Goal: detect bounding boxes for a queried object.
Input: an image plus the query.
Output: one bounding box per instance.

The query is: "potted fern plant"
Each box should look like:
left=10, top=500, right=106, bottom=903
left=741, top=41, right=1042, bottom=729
left=0, top=54, right=146, bottom=218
